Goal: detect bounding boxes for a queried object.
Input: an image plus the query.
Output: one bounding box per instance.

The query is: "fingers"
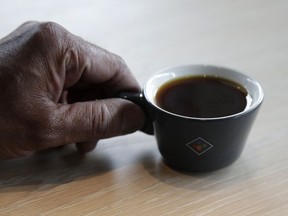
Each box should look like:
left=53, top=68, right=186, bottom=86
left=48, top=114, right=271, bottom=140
left=75, top=141, right=98, bottom=153
left=0, top=21, right=144, bottom=159
left=54, top=98, right=145, bottom=146
left=63, top=33, right=141, bottom=96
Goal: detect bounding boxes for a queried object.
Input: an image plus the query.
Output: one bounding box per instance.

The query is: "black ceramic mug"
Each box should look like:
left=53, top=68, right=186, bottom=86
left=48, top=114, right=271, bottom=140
left=120, top=65, right=264, bottom=172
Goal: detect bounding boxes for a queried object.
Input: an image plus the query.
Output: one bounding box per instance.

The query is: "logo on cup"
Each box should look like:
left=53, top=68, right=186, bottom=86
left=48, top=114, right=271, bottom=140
left=186, top=137, right=213, bottom=155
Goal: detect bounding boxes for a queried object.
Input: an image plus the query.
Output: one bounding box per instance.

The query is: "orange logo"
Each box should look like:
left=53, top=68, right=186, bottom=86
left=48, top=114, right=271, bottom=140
left=186, top=138, right=213, bottom=155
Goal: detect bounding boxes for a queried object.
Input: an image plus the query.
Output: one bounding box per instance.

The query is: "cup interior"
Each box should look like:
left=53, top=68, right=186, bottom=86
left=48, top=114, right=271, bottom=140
left=144, top=65, right=264, bottom=120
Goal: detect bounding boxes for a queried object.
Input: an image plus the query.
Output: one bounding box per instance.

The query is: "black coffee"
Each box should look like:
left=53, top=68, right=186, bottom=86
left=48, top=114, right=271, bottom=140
left=156, top=76, right=249, bottom=118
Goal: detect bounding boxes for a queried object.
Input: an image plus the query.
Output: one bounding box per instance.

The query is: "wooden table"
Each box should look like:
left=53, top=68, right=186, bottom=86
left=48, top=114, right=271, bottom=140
left=1, top=0, right=287, bottom=215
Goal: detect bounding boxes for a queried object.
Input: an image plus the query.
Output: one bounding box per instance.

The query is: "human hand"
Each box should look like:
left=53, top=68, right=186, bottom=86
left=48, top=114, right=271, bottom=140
left=0, top=21, right=145, bottom=159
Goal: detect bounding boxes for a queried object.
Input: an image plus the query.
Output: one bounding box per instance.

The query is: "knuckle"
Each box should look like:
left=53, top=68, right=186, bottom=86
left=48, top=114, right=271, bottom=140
left=38, top=21, right=64, bottom=35
left=92, top=103, right=113, bottom=138
left=28, top=21, right=68, bottom=51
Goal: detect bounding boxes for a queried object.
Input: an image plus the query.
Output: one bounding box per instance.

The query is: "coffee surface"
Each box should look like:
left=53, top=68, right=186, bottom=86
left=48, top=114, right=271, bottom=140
left=156, top=76, right=248, bottom=118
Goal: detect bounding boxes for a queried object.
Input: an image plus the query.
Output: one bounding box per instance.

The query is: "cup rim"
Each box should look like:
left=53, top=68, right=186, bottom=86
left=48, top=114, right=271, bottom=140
left=144, top=64, right=264, bottom=121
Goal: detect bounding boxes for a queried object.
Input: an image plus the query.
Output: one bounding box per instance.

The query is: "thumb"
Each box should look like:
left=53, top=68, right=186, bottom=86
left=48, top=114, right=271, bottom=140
left=55, top=98, right=145, bottom=144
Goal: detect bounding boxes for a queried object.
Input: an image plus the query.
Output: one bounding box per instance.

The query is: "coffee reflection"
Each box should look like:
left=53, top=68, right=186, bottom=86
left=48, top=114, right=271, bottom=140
left=155, top=76, right=251, bottom=118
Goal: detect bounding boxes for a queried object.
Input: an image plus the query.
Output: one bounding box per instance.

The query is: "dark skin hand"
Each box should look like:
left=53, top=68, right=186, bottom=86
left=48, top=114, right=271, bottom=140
left=0, top=21, right=145, bottom=159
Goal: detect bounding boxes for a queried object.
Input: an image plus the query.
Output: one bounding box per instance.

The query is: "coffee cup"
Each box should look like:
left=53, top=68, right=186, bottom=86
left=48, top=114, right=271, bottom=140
left=119, top=65, right=264, bottom=172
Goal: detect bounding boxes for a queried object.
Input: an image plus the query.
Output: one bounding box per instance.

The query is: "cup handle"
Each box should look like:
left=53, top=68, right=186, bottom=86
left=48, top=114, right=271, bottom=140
left=117, top=92, right=154, bottom=135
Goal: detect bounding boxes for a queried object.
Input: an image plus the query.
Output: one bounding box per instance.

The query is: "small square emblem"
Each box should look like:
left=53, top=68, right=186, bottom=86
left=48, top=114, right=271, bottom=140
left=186, top=137, right=213, bottom=155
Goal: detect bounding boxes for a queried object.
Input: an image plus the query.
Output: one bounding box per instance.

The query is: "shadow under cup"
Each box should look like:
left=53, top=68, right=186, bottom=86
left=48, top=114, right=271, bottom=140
left=143, top=65, right=264, bottom=172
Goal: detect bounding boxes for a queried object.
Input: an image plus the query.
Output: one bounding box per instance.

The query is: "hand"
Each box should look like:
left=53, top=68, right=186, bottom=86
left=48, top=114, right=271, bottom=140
left=0, top=21, right=145, bottom=159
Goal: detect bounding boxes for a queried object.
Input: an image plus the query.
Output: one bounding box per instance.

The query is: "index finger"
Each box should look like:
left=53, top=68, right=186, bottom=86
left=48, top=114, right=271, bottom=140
left=64, top=36, right=141, bottom=96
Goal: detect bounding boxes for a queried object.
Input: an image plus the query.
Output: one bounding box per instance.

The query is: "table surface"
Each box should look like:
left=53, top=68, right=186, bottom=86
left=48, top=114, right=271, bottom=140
left=1, top=0, right=287, bottom=215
